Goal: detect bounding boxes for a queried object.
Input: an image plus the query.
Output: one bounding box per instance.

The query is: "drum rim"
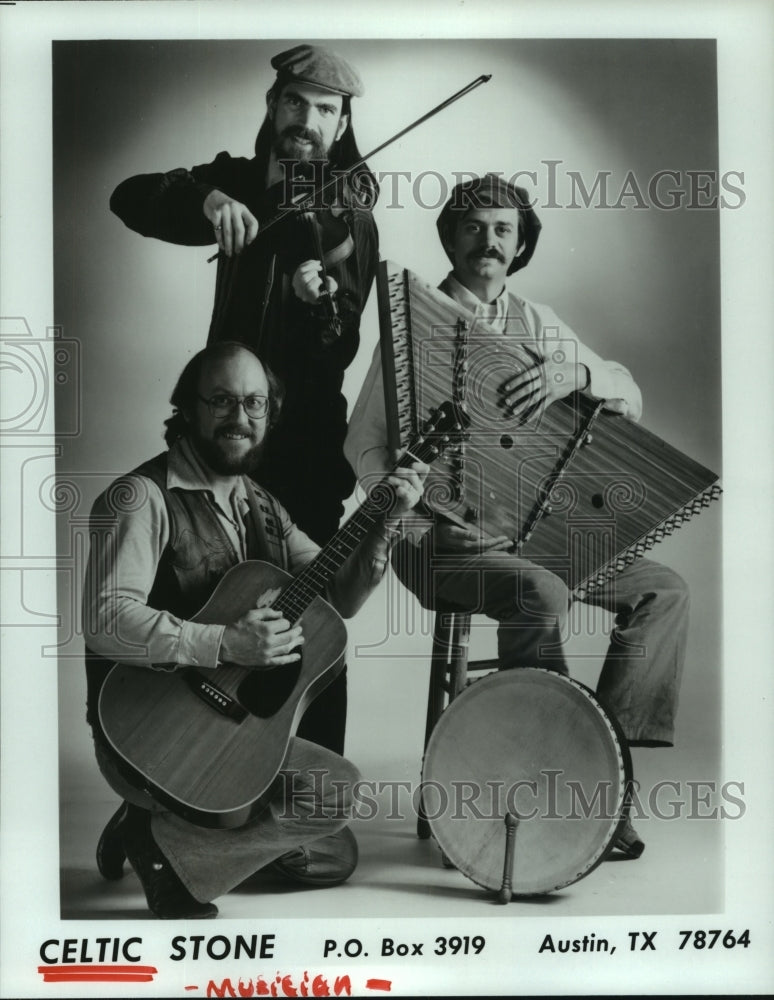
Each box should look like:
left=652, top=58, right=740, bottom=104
left=422, top=667, right=633, bottom=896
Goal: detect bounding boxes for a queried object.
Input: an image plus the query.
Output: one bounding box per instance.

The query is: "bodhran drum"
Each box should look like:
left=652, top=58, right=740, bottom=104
left=422, top=668, right=631, bottom=897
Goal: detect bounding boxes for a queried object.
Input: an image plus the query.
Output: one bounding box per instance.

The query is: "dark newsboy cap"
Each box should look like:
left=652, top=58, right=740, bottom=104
left=437, top=173, right=542, bottom=275
left=271, top=44, right=364, bottom=98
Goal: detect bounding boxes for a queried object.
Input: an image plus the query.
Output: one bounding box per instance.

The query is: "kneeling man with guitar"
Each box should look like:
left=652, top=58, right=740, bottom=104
left=83, top=341, right=428, bottom=918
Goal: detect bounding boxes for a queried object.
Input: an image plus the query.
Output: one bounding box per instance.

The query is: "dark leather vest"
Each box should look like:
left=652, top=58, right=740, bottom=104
left=85, top=451, right=288, bottom=725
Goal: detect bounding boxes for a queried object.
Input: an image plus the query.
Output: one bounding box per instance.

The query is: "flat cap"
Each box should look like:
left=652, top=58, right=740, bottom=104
left=437, top=173, right=542, bottom=275
left=271, top=44, right=364, bottom=98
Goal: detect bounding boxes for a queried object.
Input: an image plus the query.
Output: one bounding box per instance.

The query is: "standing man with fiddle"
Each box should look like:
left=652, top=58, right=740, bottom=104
left=111, top=44, right=379, bottom=753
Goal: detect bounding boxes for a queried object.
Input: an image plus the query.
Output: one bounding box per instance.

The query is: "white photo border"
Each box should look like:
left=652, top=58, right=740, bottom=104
left=1, top=1, right=773, bottom=997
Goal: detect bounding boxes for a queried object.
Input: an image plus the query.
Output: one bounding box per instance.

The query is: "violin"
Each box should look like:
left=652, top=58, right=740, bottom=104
left=271, top=164, right=357, bottom=345
left=292, top=206, right=352, bottom=345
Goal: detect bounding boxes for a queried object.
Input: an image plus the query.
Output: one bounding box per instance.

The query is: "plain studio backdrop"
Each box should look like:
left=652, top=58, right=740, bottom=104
left=52, top=38, right=722, bottom=911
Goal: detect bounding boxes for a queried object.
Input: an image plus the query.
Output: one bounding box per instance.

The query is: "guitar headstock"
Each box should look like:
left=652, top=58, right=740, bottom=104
left=402, top=400, right=470, bottom=468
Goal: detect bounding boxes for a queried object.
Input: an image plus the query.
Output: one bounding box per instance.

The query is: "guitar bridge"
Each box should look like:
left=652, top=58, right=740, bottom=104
left=185, top=671, right=247, bottom=722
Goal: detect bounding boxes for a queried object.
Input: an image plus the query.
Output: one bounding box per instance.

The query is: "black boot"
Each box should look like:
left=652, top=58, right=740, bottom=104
left=267, top=827, right=359, bottom=887
left=122, top=805, right=218, bottom=919
left=96, top=802, right=129, bottom=880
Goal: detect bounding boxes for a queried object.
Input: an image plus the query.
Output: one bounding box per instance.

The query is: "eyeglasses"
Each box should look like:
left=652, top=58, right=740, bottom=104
left=197, top=393, right=269, bottom=419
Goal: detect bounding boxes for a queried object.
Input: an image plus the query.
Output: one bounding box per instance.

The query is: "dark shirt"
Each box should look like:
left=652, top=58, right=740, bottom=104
left=111, top=150, right=380, bottom=545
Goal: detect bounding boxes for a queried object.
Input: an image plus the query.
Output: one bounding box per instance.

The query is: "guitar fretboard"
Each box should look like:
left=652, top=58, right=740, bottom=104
left=274, top=494, right=390, bottom=622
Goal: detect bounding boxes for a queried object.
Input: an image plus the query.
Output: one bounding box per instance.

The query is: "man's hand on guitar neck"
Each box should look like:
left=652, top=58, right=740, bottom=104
left=219, top=608, right=303, bottom=668
left=385, top=459, right=428, bottom=519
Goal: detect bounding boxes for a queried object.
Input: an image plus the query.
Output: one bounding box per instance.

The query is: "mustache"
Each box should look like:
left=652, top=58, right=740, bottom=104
left=284, top=125, right=318, bottom=140
left=189, top=430, right=265, bottom=476
left=469, top=246, right=507, bottom=264
left=278, top=125, right=325, bottom=151
left=216, top=425, right=257, bottom=439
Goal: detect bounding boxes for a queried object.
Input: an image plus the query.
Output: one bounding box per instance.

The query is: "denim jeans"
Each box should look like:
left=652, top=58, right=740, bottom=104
left=94, top=735, right=360, bottom=901
left=393, top=537, right=689, bottom=747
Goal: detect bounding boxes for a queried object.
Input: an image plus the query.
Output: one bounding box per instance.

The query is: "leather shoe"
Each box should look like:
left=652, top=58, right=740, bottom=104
left=268, top=827, right=358, bottom=887
left=96, top=802, right=128, bottom=880
left=612, top=817, right=645, bottom=859
left=122, top=806, right=218, bottom=919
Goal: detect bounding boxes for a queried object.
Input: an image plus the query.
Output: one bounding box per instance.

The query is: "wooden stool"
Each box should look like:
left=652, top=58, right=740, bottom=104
left=417, top=609, right=499, bottom=839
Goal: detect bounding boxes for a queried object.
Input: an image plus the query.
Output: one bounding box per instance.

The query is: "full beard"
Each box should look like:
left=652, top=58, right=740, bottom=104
left=191, top=429, right=266, bottom=477
left=273, top=124, right=328, bottom=162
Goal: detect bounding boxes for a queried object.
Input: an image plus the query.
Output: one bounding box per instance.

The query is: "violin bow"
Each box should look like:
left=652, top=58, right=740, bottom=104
left=207, top=73, right=492, bottom=262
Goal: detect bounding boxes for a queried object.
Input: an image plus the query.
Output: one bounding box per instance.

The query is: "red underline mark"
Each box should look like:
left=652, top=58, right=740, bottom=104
left=38, top=965, right=157, bottom=984
left=366, top=980, right=392, bottom=992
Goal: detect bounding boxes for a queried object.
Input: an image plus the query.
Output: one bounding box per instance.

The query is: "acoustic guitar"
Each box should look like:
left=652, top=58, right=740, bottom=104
left=97, top=402, right=462, bottom=829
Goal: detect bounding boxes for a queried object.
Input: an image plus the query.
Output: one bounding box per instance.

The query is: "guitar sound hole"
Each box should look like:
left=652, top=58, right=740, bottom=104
left=237, top=655, right=303, bottom=718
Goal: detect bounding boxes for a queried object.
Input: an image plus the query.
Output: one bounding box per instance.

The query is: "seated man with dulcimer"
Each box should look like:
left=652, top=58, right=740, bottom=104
left=345, top=173, right=691, bottom=858
left=84, top=341, right=427, bottom=919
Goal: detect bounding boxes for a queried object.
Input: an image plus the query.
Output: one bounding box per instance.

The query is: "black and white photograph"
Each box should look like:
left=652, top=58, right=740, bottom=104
left=1, top=2, right=773, bottom=997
